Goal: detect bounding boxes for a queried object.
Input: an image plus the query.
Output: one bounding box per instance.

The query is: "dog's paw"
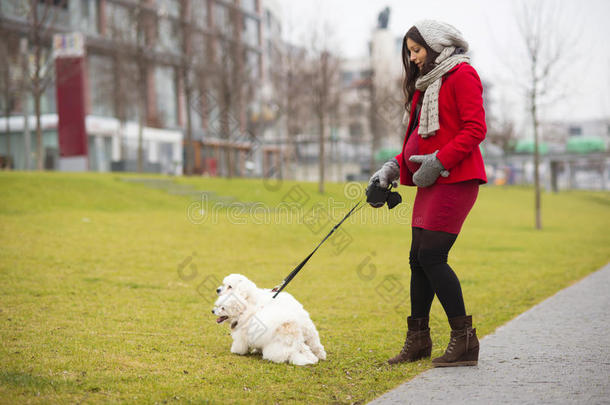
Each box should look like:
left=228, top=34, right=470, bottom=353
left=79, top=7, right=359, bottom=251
left=230, top=342, right=249, bottom=355
left=290, top=350, right=319, bottom=366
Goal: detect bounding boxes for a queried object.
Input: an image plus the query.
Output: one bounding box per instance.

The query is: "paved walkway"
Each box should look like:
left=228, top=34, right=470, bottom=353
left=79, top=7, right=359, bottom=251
left=369, top=263, right=610, bottom=405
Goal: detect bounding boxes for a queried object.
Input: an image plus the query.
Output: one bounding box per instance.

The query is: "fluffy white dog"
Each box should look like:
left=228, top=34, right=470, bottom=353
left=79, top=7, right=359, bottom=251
left=212, top=274, right=326, bottom=366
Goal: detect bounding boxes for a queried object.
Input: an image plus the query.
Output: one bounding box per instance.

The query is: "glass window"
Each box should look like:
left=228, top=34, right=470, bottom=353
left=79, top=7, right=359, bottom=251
left=156, top=0, right=179, bottom=18
left=246, top=50, right=260, bottom=80
left=241, top=0, right=256, bottom=13
left=157, top=17, right=180, bottom=52
left=214, top=3, right=231, bottom=35
left=106, top=3, right=136, bottom=42
left=42, top=77, right=57, bottom=115
left=349, top=104, right=363, bottom=117
left=158, top=142, right=175, bottom=173
left=569, top=126, right=582, bottom=136
left=242, top=16, right=258, bottom=47
left=0, top=0, right=24, bottom=18
left=349, top=122, right=363, bottom=138
left=69, top=0, right=98, bottom=34
left=42, top=0, right=70, bottom=26
left=88, top=53, right=114, bottom=117
left=191, top=0, right=207, bottom=29
left=341, top=71, right=354, bottom=86
left=155, top=65, right=178, bottom=127
left=189, top=89, right=203, bottom=133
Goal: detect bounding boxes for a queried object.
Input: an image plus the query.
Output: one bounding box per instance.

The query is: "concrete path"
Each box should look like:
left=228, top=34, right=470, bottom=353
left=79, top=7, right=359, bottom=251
left=369, top=263, right=610, bottom=405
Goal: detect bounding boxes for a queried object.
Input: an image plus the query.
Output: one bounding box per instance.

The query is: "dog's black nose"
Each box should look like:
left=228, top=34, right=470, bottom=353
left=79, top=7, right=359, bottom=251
left=211, top=309, right=214, bottom=314
left=216, top=288, right=221, bottom=294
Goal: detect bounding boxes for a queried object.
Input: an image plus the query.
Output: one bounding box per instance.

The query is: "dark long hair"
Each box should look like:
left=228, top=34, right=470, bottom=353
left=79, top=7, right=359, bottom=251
left=401, top=26, right=440, bottom=111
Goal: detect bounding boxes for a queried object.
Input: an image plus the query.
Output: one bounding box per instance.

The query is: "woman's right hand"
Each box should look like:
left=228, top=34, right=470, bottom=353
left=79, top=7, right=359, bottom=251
left=368, top=158, right=400, bottom=189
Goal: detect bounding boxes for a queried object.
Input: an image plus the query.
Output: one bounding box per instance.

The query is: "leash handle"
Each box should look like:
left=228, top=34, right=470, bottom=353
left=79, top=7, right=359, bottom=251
left=272, top=199, right=364, bottom=298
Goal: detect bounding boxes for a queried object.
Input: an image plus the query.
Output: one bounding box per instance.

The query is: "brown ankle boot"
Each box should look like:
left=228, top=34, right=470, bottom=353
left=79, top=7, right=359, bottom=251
left=388, top=316, right=432, bottom=364
left=432, top=315, right=479, bottom=367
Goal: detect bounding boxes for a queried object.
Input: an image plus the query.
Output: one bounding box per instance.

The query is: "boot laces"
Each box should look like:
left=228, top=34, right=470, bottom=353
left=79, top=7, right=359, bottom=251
left=446, top=327, right=472, bottom=354
left=401, top=335, right=414, bottom=353
left=401, top=329, right=424, bottom=353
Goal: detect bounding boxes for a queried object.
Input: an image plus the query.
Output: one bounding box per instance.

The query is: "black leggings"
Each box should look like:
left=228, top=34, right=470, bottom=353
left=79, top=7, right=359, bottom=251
left=409, top=227, right=466, bottom=319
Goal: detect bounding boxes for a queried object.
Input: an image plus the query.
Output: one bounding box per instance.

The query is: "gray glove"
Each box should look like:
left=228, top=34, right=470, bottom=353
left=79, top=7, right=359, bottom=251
left=368, top=158, right=400, bottom=189
left=408, top=150, right=450, bottom=187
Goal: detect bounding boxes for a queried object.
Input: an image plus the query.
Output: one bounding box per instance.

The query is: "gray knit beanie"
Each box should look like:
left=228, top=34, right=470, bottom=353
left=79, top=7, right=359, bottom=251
left=414, top=19, right=469, bottom=53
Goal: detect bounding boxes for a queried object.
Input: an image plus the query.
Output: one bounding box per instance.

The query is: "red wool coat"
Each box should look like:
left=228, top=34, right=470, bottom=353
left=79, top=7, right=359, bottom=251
left=396, top=62, right=488, bottom=186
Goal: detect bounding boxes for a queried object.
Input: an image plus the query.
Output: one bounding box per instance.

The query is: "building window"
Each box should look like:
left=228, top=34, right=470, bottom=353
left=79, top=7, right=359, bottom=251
left=39, top=0, right=68, bottom=9
left=74, top=0, right=98, bottom=34
left=349, top=104, right=363, bottom=117
left=568, top=125, right=582, bottom=136
left=157, top=16, right=180, bottom=52
left=241, top=0, right=256, bottom=13
left=243, top=16, right=259, bottom=47
left=88, top=53, right=114, bottom=117
left=246, top=50, right=260, bottom=80
left=155, top=65, right=178, bottom=128
left=349, top=122, right=363, bottom=138
left=213, top=3, right=231, bottom=35
left=191, top=0, right=207, bottom=29
left=341, top=71, right=354, bottom=86
left=106, top=2, right=136, bottom=42
left=156, top=0, right=179, bottom=18
left=189, top=89, right=204, bottom=133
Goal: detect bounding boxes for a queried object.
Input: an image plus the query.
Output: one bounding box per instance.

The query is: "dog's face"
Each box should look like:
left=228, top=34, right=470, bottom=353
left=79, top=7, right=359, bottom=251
left=216, top=274, right=256, bottom=296
left=212, top=292, right=248, bottom=325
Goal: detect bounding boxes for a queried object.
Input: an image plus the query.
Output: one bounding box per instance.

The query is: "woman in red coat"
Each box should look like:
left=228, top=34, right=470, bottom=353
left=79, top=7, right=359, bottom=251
left=368, top=20, right=486, bottom=367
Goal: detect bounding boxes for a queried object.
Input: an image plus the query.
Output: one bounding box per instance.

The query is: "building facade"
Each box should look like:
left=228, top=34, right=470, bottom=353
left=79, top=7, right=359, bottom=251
left=0, top=0, right=276, bottom=175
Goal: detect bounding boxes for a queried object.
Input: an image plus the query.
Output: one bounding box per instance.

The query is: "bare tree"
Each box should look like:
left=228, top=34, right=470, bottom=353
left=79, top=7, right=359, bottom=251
left=177, top=0, right=197, bottom=176
left=270, top=31, right=311, bottom=179
left=102, top=1, right=154, bottom=173
left=0, top=7, right=19, bottom=169
left=367, top=75, right=402, bottom=176
left=22, top=0, right=66, bottom=170
left=95, top=3, right=140, bottom=165
left=309, top=25, right=342, bottom=193
left=514, top=0, right=576, bottom=229
left=132, top=2, right=156, bottom=173
left=483, top=80, right=517, bottom=153
left=206, top=6, right=256, bottom=178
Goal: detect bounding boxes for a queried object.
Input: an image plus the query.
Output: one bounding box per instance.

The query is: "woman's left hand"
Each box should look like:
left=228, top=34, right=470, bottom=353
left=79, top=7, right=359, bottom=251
left=408, top=150, right=450, bottom=187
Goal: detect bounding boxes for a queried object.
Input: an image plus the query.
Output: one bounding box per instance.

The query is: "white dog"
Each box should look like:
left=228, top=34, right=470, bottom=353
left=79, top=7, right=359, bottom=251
left=213, top=274, right=326, bottom=366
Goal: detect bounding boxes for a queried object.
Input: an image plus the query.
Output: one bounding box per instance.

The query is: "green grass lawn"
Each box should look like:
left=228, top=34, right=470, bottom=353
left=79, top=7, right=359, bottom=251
left=1, top=172, right=608, bottom=404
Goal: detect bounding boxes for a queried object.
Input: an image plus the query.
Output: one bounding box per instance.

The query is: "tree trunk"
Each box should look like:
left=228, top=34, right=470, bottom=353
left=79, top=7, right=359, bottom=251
left=137, top=109, right=144, bottom=173
left=369, top=77, right=378, bottom=176
left=221, top=91, right=233, bottom=178
left=137, top=63, right=146, bottom=173
left=34, top=88, right=42, bottom=170
left=137, top=78, right=145, bottom=173
left=4, top=105, right=10, bottom=169
left=22, top=45, right=31, bottom=170
left=3, top=56, right=11, bottom=169
left=318, top=111, right=325, bottom=194
left=118, top=120, right=125, bottom=161
left=530, top=57, right=542, bottom=229
left=532, top=98, right=542, bottom=230
left=318, top=52, right=328, bottom=194
left=184, top=71, right=194, bottom=176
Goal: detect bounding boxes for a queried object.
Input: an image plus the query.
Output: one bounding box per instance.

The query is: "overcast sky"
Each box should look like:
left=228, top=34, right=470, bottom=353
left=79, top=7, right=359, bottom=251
left=280, top=0, right=610, bottom=132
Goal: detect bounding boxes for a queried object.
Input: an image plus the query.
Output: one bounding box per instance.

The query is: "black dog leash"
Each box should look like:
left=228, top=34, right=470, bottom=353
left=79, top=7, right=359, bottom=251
left=272, top=199, right=364, bottom=298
